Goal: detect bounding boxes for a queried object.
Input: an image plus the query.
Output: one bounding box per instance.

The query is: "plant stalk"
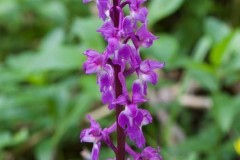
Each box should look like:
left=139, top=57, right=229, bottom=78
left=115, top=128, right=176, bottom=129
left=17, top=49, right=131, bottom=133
left=112, top=0, right=125, bottom=159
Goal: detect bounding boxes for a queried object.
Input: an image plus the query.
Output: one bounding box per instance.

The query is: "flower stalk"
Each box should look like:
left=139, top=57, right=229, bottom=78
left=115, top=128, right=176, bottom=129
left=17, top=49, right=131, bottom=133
left=111, top=0, right=126, bottom=158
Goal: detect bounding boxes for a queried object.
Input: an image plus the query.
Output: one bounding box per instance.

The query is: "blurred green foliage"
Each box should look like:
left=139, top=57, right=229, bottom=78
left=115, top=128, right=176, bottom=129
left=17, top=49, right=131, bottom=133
left=0, top=0, right=240, bottom=160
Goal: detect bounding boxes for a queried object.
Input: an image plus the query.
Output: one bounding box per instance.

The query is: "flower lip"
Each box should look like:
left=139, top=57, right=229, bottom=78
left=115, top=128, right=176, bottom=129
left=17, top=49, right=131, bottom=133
left=136, top=146, right=163, bottom=160
left=80, top=116, right=102, bottom=143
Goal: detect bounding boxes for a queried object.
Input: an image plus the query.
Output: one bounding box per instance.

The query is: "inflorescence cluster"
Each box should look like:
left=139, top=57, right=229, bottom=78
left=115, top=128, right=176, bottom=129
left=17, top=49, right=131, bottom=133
left=80, top=0, right=164, bottom=159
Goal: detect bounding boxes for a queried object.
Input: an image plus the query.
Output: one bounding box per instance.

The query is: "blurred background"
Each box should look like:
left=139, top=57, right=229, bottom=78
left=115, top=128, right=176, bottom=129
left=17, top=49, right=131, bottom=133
left=0, top=0, right=240, bottom=159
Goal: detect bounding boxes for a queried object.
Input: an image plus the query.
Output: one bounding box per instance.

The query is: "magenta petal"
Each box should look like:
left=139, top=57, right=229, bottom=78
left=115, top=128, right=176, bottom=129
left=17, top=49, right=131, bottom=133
left=132, top=80, right=146, bottom=103
left=130, top=0, right=146, bottom=9
left=98, top=71, right=110, bottom=92
left=122, top=16, right=136, bottom=35
left=114, top=44, right=132, bottom=67
left=97, top=64, right=114, bottom=92
left=134, top=109, right=144, bottom=126
left=118, top=112, right=130, bottom=129
left=97, top=20, right=116, bottom=40
left=80, top=116, right=102, bottom=143
left=126, top=104, right=138, bottom=117
left=131, top=7, right=148, bottom=23
left=119, top=45, right=131, bottom=60
left=107, top=38, right=119, bottom=53
left=114, top=95, right=128, bottom=105
left=132, top=80, right=143, bottom=94
left=83, top=50, right=103, bottom=74
left=136, top=24, right=158, bottom=48
left=84, top=49, right=100, bottom=57
left=91, top=142, right=101, bottom=160
left=137, top=146, right=162, bottom=160
left=140, top=109, right=152, bottom=125
left=128, top=125, right=145, bottom=148
left=83, top=62, right=99, bottom=74
left=140, top=71, right=158, bottom=85
left=88, top=115, right=101, bottom=129
left=102, top=87, right=115, bottom=104
left=140, top=60, right=165, bottom=72
left=97, top=0, right=110, bottom=20
left=104, top=64, right=114, bottom=78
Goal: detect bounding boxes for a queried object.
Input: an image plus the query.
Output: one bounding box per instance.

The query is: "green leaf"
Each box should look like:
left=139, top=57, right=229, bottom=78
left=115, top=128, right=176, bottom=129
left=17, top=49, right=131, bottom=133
left=79, top=75, right=100, bottom=100
left=210, top=29, right=240, bottom=67
left=12, top=128, right=29, bottom=145
left=70, top=17, right=104, bottom=51
left=0, top=129, right=28, bottom=149
left=51, top=94, right=94, bottom=145
left=212, top=94, right=240, bottom=133
left=40, top=28, right=65, bottom=51
left=204, top=17, right=231, bottom=44
left=38, top=1, right=67, bottom=24
left=187, top=63, right=219, bottom=92
left=0, top=132, right=12, bottom=149
left=192, top=35, right=212, bottom=61
left=148, top=0, right=185, bottom=27
left=35, top=139, right=55, bottom=160
left=6, top=45, right=85, bottom=74
left=0, top=0, right=18, bottom=17
left=209, top=32, right=234, bottom=67
left=176, top=126, right=220, bottom=153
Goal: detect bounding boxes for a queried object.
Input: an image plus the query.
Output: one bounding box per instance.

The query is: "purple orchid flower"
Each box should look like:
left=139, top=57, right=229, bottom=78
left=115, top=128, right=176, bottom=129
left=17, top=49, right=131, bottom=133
left=138, top=60, right=165, bottom=85
left=118, top=104, right=152, bottom=148
left=80, top=116, right=102, bottom=160
left=81, top=0, right=164, bottom=159
left=83, top=49, right=104, bottom=74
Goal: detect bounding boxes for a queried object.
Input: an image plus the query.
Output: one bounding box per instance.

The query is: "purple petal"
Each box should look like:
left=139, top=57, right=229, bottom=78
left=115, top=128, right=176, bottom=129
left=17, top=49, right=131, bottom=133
left=140, top=71, right=158, bottom=85
left=113, top=44, right=132, bottom=68
left=96, top=0, right=110, bottom=20
left=113, top=95, right=128, bottom=105
left=88, top=115, right=101, bottom=129
left=136, top=24, right=158, bottom=48
left=140, top=109, right=152, bottom=125
left=119, top=44, right=131, bottom=60
left=137, top=146, right=162, bottom=160
left=122, top=16, right=136, bottom=35
left=102, top=87, right=115, bottom=104
left=140, top=60, right=165, bottom=72
left=97, top=20, right=116, bottom=40
left=132, top=80, right=147, bottom=103
left=134, top=109, right=144, bottom=126
left=97, top=64, right=113, bottom=92
left=131, top=7, right=148, bottom=23
left=83, top=62, right=100, bottom=74
left=118, top=111, right=130, bottom=129
left=130, top=0, right=146, bottom=8
left=107, top=38, right=119, bottom=53
left=83, top=50, right=104, bottom=74
left=127, top=125, right=145, bottom=148
left=104, top=64, right=114, bottom=78
left=97, top=71, right=111, bottom=92
left=84, top=49, right=100, bottom=58
left=80, top=116, right=102, bottom=143
left=91, top=142, right=101, bottom=160
left=126, top=104, right=139, bottom=117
